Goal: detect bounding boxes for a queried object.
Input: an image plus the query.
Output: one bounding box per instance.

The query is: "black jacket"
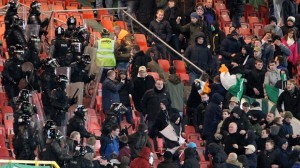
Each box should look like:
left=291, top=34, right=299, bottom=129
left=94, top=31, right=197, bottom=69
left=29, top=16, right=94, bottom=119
left=209, top=21, right=226, bottom=55
left=246, top=68, right=266, bottom=98
left=220, top=35, right=243, bottom=65
left=246, top=153, right=257, bottom=168
left=183, top=148, right=200, bottom=168
left=207, top=143, right=227, bottom=168
left=130, top=51, right=151, bottom=79
left=282, top=0, right=298, bottom=24
left=257, top=149, right=280, bottom=168
left=223, top=132, right=245, bottom=155
left=277, top=87, right=300, bottom=119
left=141, top=87, right=171, bottom=120
left=157, top=159, right=178, bottom=168
left=132, top=75, right=155, bottom=112
left=149, top=19, right=172, bottom=43
left=184, top=32, right=212, bottom=74
left=67, top=115, right=93, bottom=138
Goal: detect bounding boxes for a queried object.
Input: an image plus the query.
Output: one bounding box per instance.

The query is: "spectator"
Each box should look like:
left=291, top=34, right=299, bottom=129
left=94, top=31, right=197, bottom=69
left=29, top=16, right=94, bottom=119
left=118, top=70, right=133, bottom=124
left=242, top=102, right=250, bottom=114
left=130, top=46, right=151, bottom=79
left=135, top=0, right=156, bottom=28
left=277, top=79, right=300, bottom=119
left=220, top=30, right=243, bottom=66
left=118, top=135, right=131, bottom=161
left=257, top=129, right=271, bottom=152
left=228, top=0, right=245, bottom=28
left=129, top=147, right=151, bottom=168
left=282, top=0, right=298, bottom=25
left=223, top=122, right=245, bottom=155
left=141, top=79, right=171, bottom=133
left=227, top=96, right=240, bottom=112
left=237, top=45, right=252, bottom=67
left=278, top=111, right=299, bottom=146
left=229, top=56, right=244, bottom=75
left=210, top=75, right=227, bottom=99
left=182, top=147, right=200, bottom=168
left=246, top=59, right=266, bottom=98
left=272, top=35, right=291, bottom=68
left=100, top=125, right=120, bottom=160
left=264, top=60, right=281, bottom=89
left=245, top=145, right=257, bottom=168
left=207, top=143, right=227, bottom=167
left=128, top=123, right=151, bottom=160
left=278, top=138, right=291, bottom=168
left=184, top=32, right=212, bottom=84
left=214, top=109, right=230, bottom=143
left=221, top=152, right=243, bottom=168
left=149, top=9, right=172, bottom=59
left=281, top=28, right=298, bottom=78
left=204, top=0, right=216, bottom=24
left=202, top=93, right=223, bottom=158
left=176, top=12, right=205, bottom=45
left=102, top=70, right=124, bottom=113
left=195, top=3, right=210, bottom=36
left=261, top=32, right=274, bottom=68
left=261, top=112, right=275, bottom=129
left=275, top=69, right=289, bottom=90
left=244, top=47, right=262, bottom=75
left=257, top=139, right=280, bottom=168
left=165, top=66, right=185, bottom=113
left=157, top=151, right=177, bottom=168
left=238, top=155, right=249, bottom=168
left=292, top=156, right=300, bottom=168
left=132, top=66, right=155, bottom=112
left=264, top=16, right=283, bottom=37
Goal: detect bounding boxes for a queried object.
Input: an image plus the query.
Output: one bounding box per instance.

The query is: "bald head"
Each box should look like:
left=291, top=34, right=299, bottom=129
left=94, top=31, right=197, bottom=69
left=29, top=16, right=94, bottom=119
left=228, top=122, right=237, bottom=134
left=228, top=153, right=238, bottom=161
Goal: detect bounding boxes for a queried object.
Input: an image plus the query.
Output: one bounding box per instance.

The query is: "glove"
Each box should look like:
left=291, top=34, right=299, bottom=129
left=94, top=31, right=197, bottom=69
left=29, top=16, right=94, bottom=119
left=69, top=97, right=78, bottom=105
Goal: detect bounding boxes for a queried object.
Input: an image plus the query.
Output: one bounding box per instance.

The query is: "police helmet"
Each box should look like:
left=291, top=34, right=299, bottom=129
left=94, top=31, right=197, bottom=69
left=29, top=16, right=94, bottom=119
left=56, top=74, right=68, bottom=83
left=81, top=54, right=91, bottom=65
left=55, top=26, right=65, bottom=36
left=44, top=120, right=56, bottom=131
left=74, top=105, right=88, bottom=118
left=101, top=28, right=110, bottom=37
left=29, top=35, right=40, bottom=43
left=29, top=1, right=41, bottom=15
left=18, top=101, right=36, bottom=116
left=18, top=114, right=31, bottom=125
left=18, top=89, right=30, bottom=102
left=45, top=58, right=60, bottom=68
left=76, top=26, right=88, bottom=36
left=67, top=16, right=77, bottom=26
left=8, top=1, right=18, bottom=10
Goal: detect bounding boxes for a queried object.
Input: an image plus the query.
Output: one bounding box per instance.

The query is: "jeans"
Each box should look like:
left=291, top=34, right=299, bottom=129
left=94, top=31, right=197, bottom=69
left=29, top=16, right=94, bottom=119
left=189, top=70, right=201, bottom=85
left=117, top=0, right=135, bottom=20
left=153, top=42, right=168, bottom=60
left=116, top=61, right=130, bottom=71
left=96, top=0, right=113, bottom=14
left=120, top=106, right=133, bottom=124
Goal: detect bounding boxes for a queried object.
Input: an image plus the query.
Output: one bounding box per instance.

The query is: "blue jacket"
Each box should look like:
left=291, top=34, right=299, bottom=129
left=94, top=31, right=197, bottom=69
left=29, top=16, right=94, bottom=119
left=279, top=120, right=293, bottom=138
left=100, top=135, right=119, bottom=160
left=102, top=78, right=123, bottom=112
left=246, top=153, right=257, bottom=168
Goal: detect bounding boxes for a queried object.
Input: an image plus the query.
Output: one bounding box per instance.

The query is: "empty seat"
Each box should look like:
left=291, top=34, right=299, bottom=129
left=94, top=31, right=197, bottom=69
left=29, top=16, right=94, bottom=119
left=82, top=6, right=95, bottom=19
left=158, top=59, right=170, bottom=73
left=214, top=3, right=226, bottom=16
left=101, top=20, right=113, bottom=32
left=97, top=8, right=109, bottom=21
left=239, top=28, right=251, bottom=36
left=177, top=73, right=190, bottom=85
left=248, top=17, right=260, bottom=30
left=173, top=60, right=187, bottom=74
left=147, top=72, right=160, bottom=80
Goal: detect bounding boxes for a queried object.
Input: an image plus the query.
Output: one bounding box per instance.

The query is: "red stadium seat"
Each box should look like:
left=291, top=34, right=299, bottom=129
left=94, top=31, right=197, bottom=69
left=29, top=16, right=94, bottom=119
left=173, top=60, right=187, bottom=74
left=148, top=72, right=160, bottom=80
left=158, top=59, right=170, bottom=73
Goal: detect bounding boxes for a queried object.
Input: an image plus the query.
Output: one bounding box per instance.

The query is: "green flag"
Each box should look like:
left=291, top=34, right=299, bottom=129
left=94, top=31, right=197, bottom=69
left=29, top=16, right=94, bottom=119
left=228, top=74, right=245, bottom=101
left=264, top=84, right=284, bottom=103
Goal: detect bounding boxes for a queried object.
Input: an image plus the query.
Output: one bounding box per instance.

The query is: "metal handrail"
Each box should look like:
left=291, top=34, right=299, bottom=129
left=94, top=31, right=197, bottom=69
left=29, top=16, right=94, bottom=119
left=122, top=9, right=204, bottom=73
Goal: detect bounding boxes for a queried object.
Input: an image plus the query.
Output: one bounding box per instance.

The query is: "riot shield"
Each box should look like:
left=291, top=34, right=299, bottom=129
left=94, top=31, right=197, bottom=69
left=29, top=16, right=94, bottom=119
left=25, top=24, right=40, bottom=41
left=30, top=91, right=46, bottom=155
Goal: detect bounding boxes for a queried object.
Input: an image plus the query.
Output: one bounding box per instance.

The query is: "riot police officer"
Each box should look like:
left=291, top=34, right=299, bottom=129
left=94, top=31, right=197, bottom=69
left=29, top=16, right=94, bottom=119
left=40, top=58, right=59, bottom=118
left=65, top=16, right=77, bottom=39
left=49, top=26, right=69, bottom=60
left=75, top=26, right=90, bottom=54
left=27, top=1, right=49, bottom=38
left=68, top=145, right=94, bottom=168
left=2, top=45, right=25, bottom=105
left=24, top=35, right=41, bottom=69
left=13, top=113, right=37, bottom=160
left=4, top=0, right=19, bottom=37
left=41, top=127, right=72, bottom=167
left=70, top=54, right=95, bottom=83
left=67, top=105, right=96, bottom=139
left=49, top=74, right=75, bottom=126
left=5, top=16, right=26, bottom=47
left=13, top=101, right=36, bottom=135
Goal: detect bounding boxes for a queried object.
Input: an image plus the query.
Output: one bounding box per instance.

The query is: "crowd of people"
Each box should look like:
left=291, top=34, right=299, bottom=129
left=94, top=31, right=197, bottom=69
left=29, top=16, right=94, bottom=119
left=2, top=0, right=300, bottom=168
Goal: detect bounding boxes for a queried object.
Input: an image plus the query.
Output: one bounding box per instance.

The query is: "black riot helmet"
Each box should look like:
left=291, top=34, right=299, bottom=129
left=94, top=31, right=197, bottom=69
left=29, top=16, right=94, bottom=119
left=11, top=16, right=24, bottom=30
left=81, top=54, right=91, bottom=65
left=67, top=16, right=76, bottom=30
left=55, top=26, right=65, bottom=37
left=56, top=74, right=68, bottom=83
left=44, top=58, right=60, bottom=69
left=17, top=101, right=36, bottom=116
left=44, top=120, right=56, bottom=131
left=8, top=0, right=18, bottom=12
left=14, top=44, right=25, bottom=61
left=17, top=89, right=31, bottom=102
left=18, top=114, right=31, bottom=125
left=74, top=105, right=88, bottom=118
left=29, top=1, right=41, bottom=16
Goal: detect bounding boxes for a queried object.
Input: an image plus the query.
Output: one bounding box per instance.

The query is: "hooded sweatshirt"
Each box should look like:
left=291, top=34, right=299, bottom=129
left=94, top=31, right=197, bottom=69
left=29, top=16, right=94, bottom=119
left=166, top=74, right=185, bottom=111
left=129, top=147, right=151, bottom=168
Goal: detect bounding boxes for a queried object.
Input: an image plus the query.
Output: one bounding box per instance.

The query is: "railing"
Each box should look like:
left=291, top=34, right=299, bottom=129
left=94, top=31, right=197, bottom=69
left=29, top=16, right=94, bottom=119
left=0, top=160, right=60, bottom=168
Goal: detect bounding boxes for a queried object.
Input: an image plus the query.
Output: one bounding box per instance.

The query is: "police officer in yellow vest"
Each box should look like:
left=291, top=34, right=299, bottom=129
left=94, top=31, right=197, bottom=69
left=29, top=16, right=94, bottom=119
left=96, top=28, right=116, bottom=67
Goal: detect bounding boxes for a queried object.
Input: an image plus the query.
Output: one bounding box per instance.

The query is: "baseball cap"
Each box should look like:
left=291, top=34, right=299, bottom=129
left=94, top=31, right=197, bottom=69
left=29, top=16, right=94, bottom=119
left=244, top=145, right=256, bottom=152
left=230, top=97, right=239, bottom=103
left=138, top=66, right=147, bottom=72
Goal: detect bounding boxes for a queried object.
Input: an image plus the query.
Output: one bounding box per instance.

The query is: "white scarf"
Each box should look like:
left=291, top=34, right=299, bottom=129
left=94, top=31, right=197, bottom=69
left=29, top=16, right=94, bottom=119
left=287, top=37, right=295, bottom=46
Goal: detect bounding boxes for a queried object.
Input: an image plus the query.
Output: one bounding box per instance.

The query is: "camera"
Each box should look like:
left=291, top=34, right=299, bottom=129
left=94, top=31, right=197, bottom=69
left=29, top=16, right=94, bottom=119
left=107, top=103, right=128, bottom=116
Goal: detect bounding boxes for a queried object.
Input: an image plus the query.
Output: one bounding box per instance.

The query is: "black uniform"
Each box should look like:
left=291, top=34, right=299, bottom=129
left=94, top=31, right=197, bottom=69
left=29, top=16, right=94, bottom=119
left=42, top=139, right=72, bottom=166
left=51, top=37, right=69, bottom=58
left=5, top=16, right=26, bottom=47
left=27, top=1, right=49, bottom=38
left=70, top=55, right=94, bottom=83
left=4, top=2, right=18, bottom=37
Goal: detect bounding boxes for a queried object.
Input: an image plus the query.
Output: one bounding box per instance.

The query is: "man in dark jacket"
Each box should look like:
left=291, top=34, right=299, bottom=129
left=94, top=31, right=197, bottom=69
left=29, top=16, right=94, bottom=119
left=246, top=59, right=266, bottom=98
left=203, top=93, right=224, bottom=159
left=228, top=0, right=245, bottom=28
left=102, top=70, right=124, bottom=113
left=132, top=66, right=155, bottom=112
left=183, top=148, right=200, bottom=168
left=277, top=79, right=300, bottom=119
left=157, top=151, right=178, bottom=168
left=204, top=0, right=216, bottom=24
left=207, top=143, right=227, bottom=167
left=223, top=122, right=245, bottom=155
left=257, top=139, right=280, bottom=168
left=141, top=79, right=171, bottom=131
left=282, top=0, right=298, bottom=26
left=130, top=45, right=151, bottom=79
left=184, top=32, right=212, bottom=84
left=220, top=30, right=243, bottom=66
left=149, top=9, right=172, bottom=59
left=245, top=145, right=257, bottom=168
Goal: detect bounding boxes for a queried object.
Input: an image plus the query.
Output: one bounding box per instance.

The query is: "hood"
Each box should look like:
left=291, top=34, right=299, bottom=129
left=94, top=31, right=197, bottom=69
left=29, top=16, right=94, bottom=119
left=139, top=147, right=151, bottom=160
left=208, top=143, right=222, bottom=155
left=246, top=130, right=256, bottom=143
left=211, top=21, right=220, bottom=32
left=184, top=148, right=195, bottom=159
left=211, top=93, right=224, bottom=105
left=232, top=107, right=243, bottom=117
left=194, top=32, right=206, bottom=46
left=168, top=74, right=181, bottom=84
left=160, top=99, right=171, bottom=109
